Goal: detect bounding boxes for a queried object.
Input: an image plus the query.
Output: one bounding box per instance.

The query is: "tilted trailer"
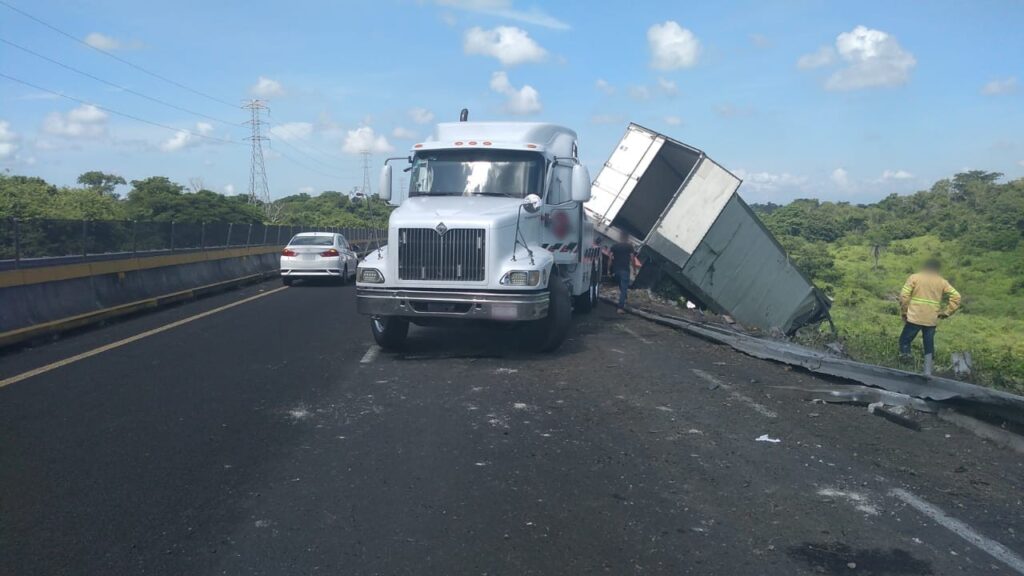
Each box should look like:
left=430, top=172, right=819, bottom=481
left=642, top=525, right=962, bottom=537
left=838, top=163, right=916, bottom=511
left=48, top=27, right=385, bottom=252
left=586, top=123, right=831, bottom=335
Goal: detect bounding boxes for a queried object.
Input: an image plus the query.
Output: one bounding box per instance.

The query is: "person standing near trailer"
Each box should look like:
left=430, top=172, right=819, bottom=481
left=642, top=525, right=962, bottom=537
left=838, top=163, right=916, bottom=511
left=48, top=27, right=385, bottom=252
left=898, top=258, right=962, bottom=376
left=609, top=239, right=642, bottom=314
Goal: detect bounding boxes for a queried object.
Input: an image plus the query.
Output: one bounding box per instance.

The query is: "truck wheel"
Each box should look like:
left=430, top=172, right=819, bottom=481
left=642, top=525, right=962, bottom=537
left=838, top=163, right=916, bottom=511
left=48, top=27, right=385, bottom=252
left=527, top=276, right=571, bottom=352
left=573, top=268, right=598, bottom=313
left=371, top=316, right=409, bottom=350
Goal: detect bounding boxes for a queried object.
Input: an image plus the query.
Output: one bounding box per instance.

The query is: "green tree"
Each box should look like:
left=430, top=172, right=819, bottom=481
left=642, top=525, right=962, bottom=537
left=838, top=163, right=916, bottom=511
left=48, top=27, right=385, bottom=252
left=77, top=171, right=127, bottom=197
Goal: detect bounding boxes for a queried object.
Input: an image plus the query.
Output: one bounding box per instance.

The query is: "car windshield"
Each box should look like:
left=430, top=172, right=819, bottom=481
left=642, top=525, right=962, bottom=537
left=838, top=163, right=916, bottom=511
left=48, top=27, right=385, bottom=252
left=289, top=235, right=334, bottom=246
left=408, top=149, right=544, bottom=199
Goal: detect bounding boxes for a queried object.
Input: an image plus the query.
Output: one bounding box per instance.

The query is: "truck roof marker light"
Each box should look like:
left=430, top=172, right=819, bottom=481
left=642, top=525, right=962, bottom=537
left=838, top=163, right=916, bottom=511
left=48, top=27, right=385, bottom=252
left=414, top=143, right=423, bottom=148
left=483, top=141, right=492, bottom=146
left=454, top=141, right=463, bottom=146
left=526, top=144, right=537, bottom=149
left=468, top=141, right=477, bottom=145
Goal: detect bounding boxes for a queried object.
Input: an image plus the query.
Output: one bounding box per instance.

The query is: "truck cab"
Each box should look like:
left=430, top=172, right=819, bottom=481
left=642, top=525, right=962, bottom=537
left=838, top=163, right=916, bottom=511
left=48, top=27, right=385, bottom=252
left=356, top=118, right=598, bottom=352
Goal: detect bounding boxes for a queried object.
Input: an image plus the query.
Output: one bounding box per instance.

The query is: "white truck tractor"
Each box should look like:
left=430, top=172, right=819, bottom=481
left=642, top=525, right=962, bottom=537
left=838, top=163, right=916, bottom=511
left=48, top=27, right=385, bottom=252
left=356, top=112, right=599, bottom=352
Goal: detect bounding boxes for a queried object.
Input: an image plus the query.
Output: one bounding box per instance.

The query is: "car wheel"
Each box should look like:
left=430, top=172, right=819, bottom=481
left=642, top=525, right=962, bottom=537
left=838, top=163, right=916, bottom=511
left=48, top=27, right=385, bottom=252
left=339, top=266, right=348, bottom=285
left=371, top=316, right=409, bottom=350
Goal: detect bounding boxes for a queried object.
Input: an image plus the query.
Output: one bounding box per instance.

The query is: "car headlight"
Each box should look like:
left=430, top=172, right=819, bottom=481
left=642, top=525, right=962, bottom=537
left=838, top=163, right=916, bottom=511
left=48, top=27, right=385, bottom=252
left=358, top=268, right=385, bottom=283
left=500, top=270, right=541, bottom=287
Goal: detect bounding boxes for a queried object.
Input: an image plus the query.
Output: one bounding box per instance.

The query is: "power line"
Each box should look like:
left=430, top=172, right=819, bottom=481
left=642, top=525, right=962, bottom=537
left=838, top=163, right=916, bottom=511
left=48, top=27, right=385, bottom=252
left=0, top=0, right=237, bottom=109
left=267, top=122, right=351, bottom=173
left=0, top=37, right=240, bottom=127
left=0, top=72, right=240, bottom=146
left=271, top=147, right=351, bottom=181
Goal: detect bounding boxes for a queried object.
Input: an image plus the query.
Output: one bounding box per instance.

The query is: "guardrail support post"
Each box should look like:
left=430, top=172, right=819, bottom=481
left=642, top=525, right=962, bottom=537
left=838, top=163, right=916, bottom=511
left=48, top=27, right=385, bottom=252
left=82, top=220, right=89, bottom=256
left=131, top=220, right=137, bottom=255
left=170, top=221, right=175, bottom=252
left=276, top=226, right=282, bottom=245
left=262, top=225, right=269, bottom=245
left=246, top=223, right=253, bottom=247
left=12, top=218, right=21, bottom=269
left=226, top=223, right=233, bottom=247
left=200, top=221, right=205, bottom=250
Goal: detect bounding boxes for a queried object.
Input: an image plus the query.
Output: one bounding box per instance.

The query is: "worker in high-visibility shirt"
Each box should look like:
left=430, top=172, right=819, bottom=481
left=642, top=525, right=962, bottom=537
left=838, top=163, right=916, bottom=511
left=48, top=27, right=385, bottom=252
left=898, top=258, right=961, bottom=376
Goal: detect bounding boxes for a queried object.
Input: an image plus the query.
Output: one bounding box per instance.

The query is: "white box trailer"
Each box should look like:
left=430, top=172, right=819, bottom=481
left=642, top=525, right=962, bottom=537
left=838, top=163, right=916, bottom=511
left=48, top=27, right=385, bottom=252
left=587, top=123, right=830, bottom=334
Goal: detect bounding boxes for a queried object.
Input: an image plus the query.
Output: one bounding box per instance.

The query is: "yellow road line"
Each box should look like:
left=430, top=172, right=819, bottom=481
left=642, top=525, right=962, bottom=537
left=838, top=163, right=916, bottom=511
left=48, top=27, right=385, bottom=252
left=0, top=286, right=289, bottom=389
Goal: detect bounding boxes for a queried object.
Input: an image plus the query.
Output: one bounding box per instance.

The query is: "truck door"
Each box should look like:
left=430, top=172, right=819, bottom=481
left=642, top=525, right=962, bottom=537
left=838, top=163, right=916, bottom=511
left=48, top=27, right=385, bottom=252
left=541, top=162, right=582, bottom=265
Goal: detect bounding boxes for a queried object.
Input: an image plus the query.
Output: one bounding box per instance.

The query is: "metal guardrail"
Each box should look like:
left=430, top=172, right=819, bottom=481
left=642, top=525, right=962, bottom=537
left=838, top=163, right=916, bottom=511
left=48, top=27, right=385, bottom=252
left=0, top=218, right=386, bottom=271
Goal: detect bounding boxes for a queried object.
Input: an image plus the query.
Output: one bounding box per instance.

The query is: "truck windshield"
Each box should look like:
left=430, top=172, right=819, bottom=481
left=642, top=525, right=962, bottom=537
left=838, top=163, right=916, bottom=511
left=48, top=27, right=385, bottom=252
left=408, top=149, right=544, bottom=198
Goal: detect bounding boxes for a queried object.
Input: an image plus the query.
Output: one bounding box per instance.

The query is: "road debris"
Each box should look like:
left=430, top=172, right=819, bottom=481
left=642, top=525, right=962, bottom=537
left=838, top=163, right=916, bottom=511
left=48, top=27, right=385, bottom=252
left=755, top=434, right=781, bottom=443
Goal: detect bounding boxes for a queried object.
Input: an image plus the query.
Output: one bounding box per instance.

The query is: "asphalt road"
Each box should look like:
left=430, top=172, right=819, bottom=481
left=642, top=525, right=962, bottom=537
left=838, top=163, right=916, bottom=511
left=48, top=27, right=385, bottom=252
left=1, top=279, right=1022, bottom=575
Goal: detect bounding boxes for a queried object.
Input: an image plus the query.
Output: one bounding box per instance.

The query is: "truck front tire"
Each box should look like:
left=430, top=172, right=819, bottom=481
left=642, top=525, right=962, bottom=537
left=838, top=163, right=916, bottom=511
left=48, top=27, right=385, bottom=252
left=573, top=266, right=599, bottom=313
left=527, top=276, right=571, bottom=352
left=371, top=316, right=409, bottom=350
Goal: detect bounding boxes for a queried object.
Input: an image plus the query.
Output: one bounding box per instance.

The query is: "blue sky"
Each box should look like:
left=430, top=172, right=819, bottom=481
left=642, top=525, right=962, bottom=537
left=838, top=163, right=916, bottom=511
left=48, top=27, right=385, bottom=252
left=1, top=0, right=1022, bottom=204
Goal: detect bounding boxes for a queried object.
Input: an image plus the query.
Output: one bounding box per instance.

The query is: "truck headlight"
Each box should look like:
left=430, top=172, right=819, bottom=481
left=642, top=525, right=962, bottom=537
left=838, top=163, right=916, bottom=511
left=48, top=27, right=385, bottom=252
left=500, top=270, right=541, bottom=287
left=358, top=268, right=385, bottom=283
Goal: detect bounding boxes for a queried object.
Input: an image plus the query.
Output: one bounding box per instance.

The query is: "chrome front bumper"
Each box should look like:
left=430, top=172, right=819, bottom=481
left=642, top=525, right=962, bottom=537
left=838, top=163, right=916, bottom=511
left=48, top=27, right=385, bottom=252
left=356, top=288, right=549, bottom=321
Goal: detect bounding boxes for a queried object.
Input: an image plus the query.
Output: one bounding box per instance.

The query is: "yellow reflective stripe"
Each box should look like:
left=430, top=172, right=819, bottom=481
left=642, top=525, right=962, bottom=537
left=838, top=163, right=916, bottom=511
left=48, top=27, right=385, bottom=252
left=901, top=285, right=913, bottom=293
left=910, top=297, right=941, bottom=306
left=948, top=289, right=960, bottom=296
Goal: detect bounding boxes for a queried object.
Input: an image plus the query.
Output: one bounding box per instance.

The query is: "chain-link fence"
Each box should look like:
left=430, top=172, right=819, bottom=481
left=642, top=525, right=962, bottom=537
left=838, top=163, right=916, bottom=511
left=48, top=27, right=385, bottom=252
left=0, top=218, right=386, bottom=270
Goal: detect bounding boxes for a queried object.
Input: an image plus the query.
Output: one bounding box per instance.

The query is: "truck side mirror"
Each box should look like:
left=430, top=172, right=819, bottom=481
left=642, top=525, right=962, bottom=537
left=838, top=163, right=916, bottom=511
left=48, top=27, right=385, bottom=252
left=379, top=165, right=392, bottom=202
left=571, top=164, right=592, bottom=203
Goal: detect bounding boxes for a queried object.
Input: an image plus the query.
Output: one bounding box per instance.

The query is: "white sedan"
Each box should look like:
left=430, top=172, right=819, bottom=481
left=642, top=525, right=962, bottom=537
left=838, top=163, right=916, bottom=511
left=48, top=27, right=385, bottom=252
left=280, top=233, right=358, bottom=285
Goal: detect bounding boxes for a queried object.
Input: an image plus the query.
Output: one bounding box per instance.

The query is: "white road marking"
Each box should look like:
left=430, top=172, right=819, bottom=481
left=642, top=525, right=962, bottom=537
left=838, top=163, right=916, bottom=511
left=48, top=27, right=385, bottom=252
left=890, top=488, right=1024, bottom=574
left=692, top=369, right=778, bottom=418
left=360, top=345, right=380, bottom=364
left=0, top=286, right=289, bottom=389
left=818, top=488, right=879, bottom=515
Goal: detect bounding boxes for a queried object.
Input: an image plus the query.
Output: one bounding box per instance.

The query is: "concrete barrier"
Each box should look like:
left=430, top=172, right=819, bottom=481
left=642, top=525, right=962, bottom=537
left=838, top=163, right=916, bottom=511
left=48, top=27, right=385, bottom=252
left=0, top=246, right=282, bottom=346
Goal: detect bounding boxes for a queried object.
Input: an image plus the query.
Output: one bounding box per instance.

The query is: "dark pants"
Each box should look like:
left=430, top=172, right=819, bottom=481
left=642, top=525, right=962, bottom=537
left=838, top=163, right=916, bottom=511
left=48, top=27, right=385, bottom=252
left=615, top=269, right=630, bottom=309
left=899, top=322, right=936, bottom=355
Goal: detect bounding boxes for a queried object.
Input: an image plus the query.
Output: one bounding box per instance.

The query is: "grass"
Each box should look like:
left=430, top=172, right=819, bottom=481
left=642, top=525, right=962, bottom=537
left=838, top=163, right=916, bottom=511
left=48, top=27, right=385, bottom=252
left=813, top=235, right=1024, bottom=395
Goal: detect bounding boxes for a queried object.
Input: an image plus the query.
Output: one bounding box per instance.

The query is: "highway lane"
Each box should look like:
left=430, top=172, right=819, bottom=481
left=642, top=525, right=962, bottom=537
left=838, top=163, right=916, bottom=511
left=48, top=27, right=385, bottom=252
left=1, top=279, right=1022, bottom=575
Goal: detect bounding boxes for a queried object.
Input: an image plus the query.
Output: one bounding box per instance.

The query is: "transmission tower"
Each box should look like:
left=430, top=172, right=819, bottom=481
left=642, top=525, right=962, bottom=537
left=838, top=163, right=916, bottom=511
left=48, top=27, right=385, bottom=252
left=360, top=149, right=372, bottom=196
left=244, top=99, right=271, bottom=210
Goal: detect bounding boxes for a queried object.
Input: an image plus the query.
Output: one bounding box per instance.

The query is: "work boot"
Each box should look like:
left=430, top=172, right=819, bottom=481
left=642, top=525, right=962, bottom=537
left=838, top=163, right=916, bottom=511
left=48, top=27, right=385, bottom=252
left=923, top=354, right=934, bottom=376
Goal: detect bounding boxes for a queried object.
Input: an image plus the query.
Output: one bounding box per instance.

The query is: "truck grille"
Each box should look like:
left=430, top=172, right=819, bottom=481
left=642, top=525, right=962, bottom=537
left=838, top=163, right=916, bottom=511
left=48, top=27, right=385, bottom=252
left=398, top=228, right=486, bottom=281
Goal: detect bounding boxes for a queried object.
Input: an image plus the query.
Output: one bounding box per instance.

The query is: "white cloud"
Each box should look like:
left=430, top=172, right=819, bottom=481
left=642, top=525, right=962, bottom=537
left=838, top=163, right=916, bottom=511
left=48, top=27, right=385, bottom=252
left=224, top=184, right=236, bottom=195
left=648, top=21, right=701, bottom=70
left=83, top=32, right=140, bottom=51
left=797, top=45, right=835, bottom=69
left=434, top=0, right=569, bottom=30
left=1018, top=159, right=1024, bottom=168
left=342, top=126, right=393, bottom=154
left=298, top=186, right=315, bottom=194
left=489, top=71, right=541, bottom=115
left=657, top=77, right=679, bottom=96
left=831, top=168, right=850, bottom=187
left=42, top=104, right=108, bottom=138
left=159, top=122, right=218, bottom=152
left=0, top=121, right=21, bottom=160
left=595, top=79, right=615, bottom=95
left=981, top=77, right=1018, bottom=95
left=628, top=85, right=651, bottom=100
left=160, top=130, right=192, bottom=152
left=464, top=26, right=546, bottom=66
left=715, top=103, right=753, bottom=118
left=392, top=126, right=418, bottom=140
left=825, top=26, right=916, bottom=90
left=750, top=33, right=771, bottom=49
left=881, top=169, right=913, bottom=181
left=409, top=107, right=435, bottom=125
left=250, top=76, right=284, bottom=98
left=270, top=122, right=314, bottom=141
left=664, top=115, right=683, bottom=126
left=735, top=169, right=809, bottom=198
